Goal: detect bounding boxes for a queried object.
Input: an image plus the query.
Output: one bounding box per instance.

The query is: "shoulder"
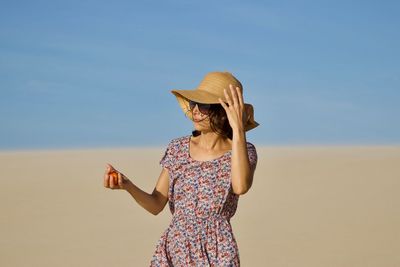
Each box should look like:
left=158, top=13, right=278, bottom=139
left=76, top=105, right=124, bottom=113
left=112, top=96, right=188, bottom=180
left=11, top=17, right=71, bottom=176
left=169, top=135, right=190, bottom=145
left=165, top=135, right=190, bottom=150
left=160, top=135, right=190, bottom=167
left=246, top=141, right=258, bottom=167
left=246, top=141, right=257, bottom=151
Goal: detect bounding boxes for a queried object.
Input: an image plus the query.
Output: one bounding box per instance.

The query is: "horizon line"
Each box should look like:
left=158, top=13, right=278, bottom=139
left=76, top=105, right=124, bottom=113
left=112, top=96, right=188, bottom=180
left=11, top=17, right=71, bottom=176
left=1, top=143, right=400, bottom=153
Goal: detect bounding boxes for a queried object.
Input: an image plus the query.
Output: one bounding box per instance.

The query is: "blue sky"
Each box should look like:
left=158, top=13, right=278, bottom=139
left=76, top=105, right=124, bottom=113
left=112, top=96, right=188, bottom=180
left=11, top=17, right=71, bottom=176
left=1, top=0, right=399, bottom=150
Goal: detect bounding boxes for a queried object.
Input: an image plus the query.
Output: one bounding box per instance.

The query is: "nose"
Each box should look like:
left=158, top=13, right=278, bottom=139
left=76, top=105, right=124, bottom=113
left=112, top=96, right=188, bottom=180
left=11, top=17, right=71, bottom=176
left=191, top=104, right=205, bottom=120
left=192, top=103, right=200, bottom=114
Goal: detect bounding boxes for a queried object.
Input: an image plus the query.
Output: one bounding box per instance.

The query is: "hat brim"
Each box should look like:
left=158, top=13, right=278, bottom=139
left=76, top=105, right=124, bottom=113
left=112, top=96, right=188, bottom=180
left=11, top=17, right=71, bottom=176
left=171, top=89, right=221, bottom=104
left=171, top=89, right=259, bottom=132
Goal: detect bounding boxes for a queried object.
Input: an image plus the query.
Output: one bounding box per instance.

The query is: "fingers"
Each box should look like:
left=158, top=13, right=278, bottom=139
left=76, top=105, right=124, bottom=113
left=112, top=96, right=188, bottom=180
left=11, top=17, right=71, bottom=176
left=104, top=164, right=113, bottom=188
left=236, top=86, right=244, bottom=107
left=118, top=172, right=122, bottom=185
left=110, top=173, right=116, bottom=189
left=218, top=97, right=229, bottom=111
left=111, top=170, right=121, bottom=189
left=220, top=84, right=247, bottom=131
left=229, top=84, right=239, bottom=108
left=224, top=84, right=244, bottom=109
left=104, top=170, right=110, bottom=188
left=104, top=164, right=110, bottom=176
left=107, top=163, right=116, bottom=172
left=104, top=163, right=119, bottom=189
left=223, top=87, right=233, bottom=108
left=104, top=163, right=127, bottom=190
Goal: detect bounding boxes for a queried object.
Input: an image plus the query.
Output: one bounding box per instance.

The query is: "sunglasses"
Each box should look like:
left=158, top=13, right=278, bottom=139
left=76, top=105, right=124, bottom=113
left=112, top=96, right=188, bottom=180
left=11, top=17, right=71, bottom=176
left=189, top=100, right=212, bottom=115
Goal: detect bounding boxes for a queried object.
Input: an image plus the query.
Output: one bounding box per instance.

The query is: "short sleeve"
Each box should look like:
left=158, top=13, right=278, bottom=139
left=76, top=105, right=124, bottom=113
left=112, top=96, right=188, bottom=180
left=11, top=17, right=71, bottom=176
left=160, top=141, right=174, bottom=170
left=247, top=142, right=258, bottom=170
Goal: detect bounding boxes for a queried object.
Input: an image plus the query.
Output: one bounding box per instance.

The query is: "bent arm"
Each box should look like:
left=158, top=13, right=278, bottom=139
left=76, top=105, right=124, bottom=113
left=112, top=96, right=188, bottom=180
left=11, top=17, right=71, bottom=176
left=125, top=168, right=170, bottom=215
left=231, top=130, right=256, bottom=195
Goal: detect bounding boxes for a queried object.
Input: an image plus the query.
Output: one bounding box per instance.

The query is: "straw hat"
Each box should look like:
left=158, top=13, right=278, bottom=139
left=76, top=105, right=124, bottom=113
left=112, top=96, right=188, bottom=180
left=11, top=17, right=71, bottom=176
left=171, top=71, right=259, bottom=132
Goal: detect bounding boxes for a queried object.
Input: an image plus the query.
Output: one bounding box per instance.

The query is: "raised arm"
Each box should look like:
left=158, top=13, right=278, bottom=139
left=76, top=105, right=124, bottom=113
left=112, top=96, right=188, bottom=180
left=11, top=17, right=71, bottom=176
left=219, top=84, right=257, bottom=195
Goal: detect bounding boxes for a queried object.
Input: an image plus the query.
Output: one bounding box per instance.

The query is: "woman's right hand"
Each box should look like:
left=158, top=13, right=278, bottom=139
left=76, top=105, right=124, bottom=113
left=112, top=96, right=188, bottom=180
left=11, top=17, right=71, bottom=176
left=104, top=163, right=130, bottom=191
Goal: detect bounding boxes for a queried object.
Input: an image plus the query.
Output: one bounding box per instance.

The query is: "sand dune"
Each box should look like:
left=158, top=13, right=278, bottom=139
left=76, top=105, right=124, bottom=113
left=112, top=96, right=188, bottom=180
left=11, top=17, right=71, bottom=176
left=0, top=146, right=399, bottom=266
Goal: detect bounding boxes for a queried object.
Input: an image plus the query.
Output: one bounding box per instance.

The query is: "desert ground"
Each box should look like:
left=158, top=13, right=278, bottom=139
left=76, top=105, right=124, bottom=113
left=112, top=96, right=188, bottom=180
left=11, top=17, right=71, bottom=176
left=1, top=145, right=399, bottom=266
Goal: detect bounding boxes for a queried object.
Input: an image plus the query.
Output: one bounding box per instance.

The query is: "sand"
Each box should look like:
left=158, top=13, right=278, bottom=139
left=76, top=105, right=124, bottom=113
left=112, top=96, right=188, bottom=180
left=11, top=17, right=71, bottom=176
left=0, top=145, right=399, bottom=267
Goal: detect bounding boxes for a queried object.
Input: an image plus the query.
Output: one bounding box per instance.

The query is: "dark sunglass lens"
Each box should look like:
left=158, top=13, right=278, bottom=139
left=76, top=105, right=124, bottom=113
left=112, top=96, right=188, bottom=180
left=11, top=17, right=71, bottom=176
left=189, top=100, right=196, bottom=109
left=189, top=100, right=211, bottom=115
left=198, top=103, right=211, bottom=114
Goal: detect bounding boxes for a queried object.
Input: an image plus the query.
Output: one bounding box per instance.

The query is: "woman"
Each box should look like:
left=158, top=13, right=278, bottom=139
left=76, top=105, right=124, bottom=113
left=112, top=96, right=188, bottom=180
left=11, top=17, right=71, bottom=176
left=104, top=71, right=259, bottom=266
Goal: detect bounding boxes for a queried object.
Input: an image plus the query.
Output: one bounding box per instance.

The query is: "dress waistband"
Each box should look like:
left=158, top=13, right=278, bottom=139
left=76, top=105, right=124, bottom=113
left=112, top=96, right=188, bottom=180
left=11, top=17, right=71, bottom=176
left=172, top=210, right=230, bottom=223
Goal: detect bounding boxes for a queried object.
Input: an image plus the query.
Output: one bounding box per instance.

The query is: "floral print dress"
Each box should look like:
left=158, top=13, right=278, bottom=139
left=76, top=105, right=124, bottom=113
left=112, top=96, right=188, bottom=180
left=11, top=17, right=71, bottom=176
left=150, top=135, right=258, bottom=267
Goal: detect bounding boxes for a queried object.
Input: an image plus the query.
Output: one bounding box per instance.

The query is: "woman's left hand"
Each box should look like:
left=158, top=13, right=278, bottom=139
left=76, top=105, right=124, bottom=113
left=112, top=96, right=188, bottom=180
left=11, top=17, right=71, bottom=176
left=218, top=84, right=248, bottom=133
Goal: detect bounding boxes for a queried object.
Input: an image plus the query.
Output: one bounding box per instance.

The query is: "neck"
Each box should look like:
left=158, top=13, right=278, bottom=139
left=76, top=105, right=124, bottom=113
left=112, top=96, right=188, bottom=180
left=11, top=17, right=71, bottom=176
left=194, top=131, right=228, bottom=150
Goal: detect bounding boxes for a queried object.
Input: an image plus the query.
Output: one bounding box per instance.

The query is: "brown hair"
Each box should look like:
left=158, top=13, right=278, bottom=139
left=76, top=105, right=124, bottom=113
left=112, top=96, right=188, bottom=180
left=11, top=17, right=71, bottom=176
left=191, top=104, right=233, bottom=139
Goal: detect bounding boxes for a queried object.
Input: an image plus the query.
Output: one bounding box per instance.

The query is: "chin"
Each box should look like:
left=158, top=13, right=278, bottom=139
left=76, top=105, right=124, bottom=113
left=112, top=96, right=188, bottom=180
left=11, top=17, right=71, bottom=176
left=194, top=125, right=212, bottom=133
left=193, top=122, right=206, bottom=131
left=192, top=118, right=211, bottom=131
left=193, top=124, right=203, bottom=131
